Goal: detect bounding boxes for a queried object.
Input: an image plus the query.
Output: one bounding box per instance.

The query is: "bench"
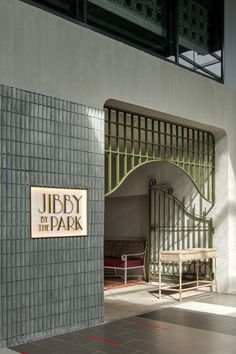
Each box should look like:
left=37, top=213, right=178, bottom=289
left=104, top=239, right=147, bottom=284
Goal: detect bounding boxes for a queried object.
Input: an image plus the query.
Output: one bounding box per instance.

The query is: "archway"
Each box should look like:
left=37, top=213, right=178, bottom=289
left=104, top=105, right=216, bottom=319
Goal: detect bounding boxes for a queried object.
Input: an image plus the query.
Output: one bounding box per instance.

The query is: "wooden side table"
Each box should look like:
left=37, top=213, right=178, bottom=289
left=158, top=248, right=217, bottom=302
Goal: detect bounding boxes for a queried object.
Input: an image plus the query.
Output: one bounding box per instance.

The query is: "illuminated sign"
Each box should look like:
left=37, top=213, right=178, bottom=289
left=31, top=187, right=88, bottom=238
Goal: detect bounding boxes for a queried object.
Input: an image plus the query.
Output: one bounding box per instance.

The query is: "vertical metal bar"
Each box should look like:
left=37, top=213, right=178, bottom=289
left=196, top=260, right=199, bottom=287
left=124, top=112, right=128, bottom=176
left=164, top=122, right=167, bottom=159
left=108, top=108, right=112, bottom=193
left=199, top=194, right=203, bottom=217
left=163, top=192, right=166, bottom=251
left=159, top=257, right=162, bottom=299
left=187, top=128, right=190, bottom=175
left=131, top=115, right=134, bottom=169
left=172, top=197, right=176, bottom=274
left=192, top=129, right=195, bottom=183
left=182, top=126, right=184, bottom=170
left=207, top=132, right=210, bottom=201
left=193, top=206, right=195, bottom=248
left=177, top=203, right=180, bottom=249
left=197, top=130, right=201, bottom=193
left=78, top=0, right=87, bottom=22
left=115, top=110, right=120, bottom=186
left=148, top=186, right=152, bottom=282
left=171, top=0, right=179, bottom=63
left=167, top=197, right=170, bottom=250
left=179, top=259, right=182, bottom=302
left=182, top=197, right=185, bottom=249
left=198, top=219, right=201, bottom=248
left=158, top=120, right=161, bottom=159
left=203, top=208, right=207, bottom=248
left=172, top=197, right=176, bottom=249
left=158, top=192, right=161, bottom=268
left=170, top=123, right=173, bottom=161
left=138, top=116, right=142, bottom=164
left=202, top=132, right=206, bottom=198
left=152, top=119, right=155, bottom=159
left=187, top=219, right=190, bottom=249
left=154, top=188, right=157, bottom=276
left=212, top=134, right=216, bottom=203
left=209, top=219, right=213, bottom=248
left=176, top=125, right=179, bottom=166
left=145, top=118, right=148, bottom=161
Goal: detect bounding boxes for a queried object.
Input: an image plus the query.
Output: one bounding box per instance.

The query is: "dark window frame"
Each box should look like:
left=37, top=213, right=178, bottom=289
left=20, top=0, right=224, bottom=83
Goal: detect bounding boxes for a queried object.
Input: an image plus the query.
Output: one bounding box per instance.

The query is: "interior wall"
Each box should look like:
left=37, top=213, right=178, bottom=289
left=105, top=195, right=149, bottom=240
left=210, top=133, right=229, bottom=290
left=104, top=161, right=211, bottom=243
left=110, top=161, right=209, bottom=216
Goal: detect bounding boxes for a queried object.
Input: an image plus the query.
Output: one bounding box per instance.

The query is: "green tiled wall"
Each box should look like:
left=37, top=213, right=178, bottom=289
left=0, top=84, right=104, bottom=347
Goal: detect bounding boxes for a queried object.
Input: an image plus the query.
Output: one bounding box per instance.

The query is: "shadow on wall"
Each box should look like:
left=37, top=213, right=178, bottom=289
left=104, top=161, right=206, bottom=242
left=109, top=161, right=210, bottom=216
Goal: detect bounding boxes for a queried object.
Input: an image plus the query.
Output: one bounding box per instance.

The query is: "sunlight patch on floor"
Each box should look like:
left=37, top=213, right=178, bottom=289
left=174, top=301, right=236, bottom=317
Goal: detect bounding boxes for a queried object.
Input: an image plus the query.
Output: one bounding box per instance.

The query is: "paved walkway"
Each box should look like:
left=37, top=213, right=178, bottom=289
left=3, top=293, right=236, bottom=354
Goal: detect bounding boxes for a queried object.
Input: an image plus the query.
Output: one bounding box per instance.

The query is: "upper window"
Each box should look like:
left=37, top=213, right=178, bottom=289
left=22, top=0, right=224, bottom=82
left=176, top=0, right=223, bottom=80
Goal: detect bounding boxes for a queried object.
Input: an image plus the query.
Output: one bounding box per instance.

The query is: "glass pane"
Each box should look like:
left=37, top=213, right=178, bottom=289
left=34, top=0, right=78, bottom=19
left=87, top=0, right=172, bottom=57
left=178, top=0, right=223, bottom=80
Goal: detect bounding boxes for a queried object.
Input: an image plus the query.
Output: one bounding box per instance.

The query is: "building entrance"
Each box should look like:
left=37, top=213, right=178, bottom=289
left=104, top=105, right=216, bottom=295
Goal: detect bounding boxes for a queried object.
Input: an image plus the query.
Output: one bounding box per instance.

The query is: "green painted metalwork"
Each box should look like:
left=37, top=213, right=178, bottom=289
left=149, top=180, right=214, bottom=281
left=105, top=107, right=215, bottom=203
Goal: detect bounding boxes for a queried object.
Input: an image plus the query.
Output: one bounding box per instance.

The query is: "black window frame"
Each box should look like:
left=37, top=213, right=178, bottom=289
left=20, top=0, right=224, bottom=83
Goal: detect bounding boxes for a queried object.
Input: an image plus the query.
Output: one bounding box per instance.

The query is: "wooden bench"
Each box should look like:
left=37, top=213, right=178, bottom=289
left=104, top=239, right=147, bottom=284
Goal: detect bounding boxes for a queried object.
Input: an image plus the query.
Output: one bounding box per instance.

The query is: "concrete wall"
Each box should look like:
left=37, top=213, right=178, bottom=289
left=224, top=0, right=236, bottom=91
left=0, top=0, right=236, bottom=344
left=0, top=84, right=104, bottom=346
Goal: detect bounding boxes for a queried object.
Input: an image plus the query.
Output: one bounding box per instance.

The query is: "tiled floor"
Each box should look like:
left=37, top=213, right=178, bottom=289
left=104, top=277, right=145, bottom=291
left=9, top=293, right=236, bottom=354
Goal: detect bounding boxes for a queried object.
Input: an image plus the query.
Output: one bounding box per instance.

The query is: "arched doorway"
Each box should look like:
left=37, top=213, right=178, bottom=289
left=104, top=105, right=215, bottom=318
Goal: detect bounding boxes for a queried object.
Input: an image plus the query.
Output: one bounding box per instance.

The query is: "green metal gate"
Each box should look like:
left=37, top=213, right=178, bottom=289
left=105, top=106, right=215, bottom=279
left=149, top=179, right=214, bottom=280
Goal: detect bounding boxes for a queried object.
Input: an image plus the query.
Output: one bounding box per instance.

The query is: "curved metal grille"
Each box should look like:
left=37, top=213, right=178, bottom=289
left=105, top=107, right=215, bottom=203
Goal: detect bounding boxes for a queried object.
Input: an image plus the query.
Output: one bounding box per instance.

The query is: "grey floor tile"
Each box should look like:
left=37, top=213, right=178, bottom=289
left=9, top=293, right=236, bottom=354
left=11, top=343, right=57, bottom=354
left=48, top=333, right=92, bottom=346
left=124, top=340, right=178, bottom=354
left=38, top=339, right=95, bottom=354
left=82, top=330, right=135, bottom=345
left=86, top=326, right=134, bottom=337
left=81, top=341, right=135, bottom=354
left=197, top=293, right=236, bottom=307
left=139, top=307, right=236, bottom=336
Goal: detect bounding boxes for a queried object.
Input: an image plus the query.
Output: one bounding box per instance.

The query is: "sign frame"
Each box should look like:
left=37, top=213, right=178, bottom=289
left=30, top=185, right=88, bottom=239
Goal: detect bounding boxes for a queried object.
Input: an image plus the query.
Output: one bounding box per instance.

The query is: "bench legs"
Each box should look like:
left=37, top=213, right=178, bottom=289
left=124, top=266, right=146, bottom=284
left=124, top=268, right=127, bottom=285
left=106, top=265, right=146, bottom=285
left=143, top=265, right=146, bottom=281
